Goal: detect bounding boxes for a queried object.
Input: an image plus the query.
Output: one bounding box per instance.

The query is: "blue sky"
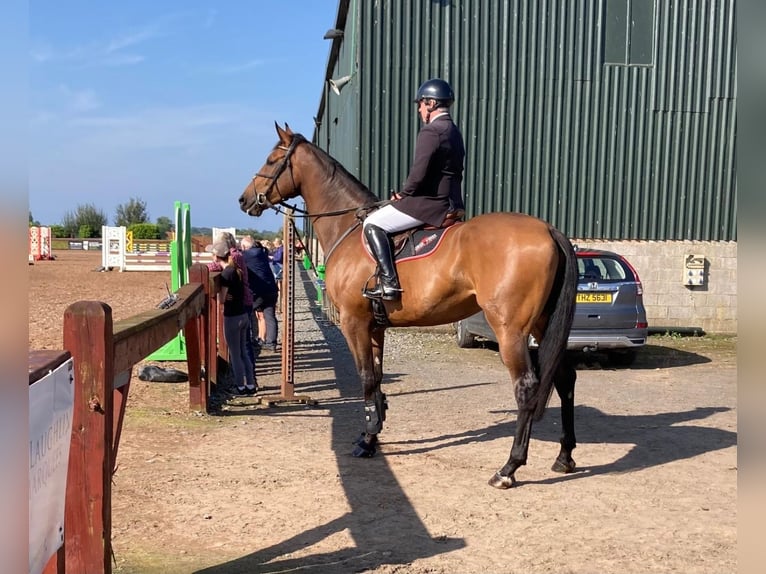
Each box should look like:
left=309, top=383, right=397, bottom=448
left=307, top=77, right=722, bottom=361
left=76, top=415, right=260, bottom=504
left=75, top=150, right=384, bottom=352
left=29, top=0, right=339, bottom=232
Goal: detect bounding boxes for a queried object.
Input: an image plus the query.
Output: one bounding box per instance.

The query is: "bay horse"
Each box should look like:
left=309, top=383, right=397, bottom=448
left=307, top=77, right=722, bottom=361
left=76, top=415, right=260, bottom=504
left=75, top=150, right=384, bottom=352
left=239, top=123, right=578, bottom=489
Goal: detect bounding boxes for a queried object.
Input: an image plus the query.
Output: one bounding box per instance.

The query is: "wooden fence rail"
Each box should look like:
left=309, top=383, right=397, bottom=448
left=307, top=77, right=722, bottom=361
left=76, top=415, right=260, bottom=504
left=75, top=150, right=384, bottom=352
left=31, top=262, right=223, bottom=574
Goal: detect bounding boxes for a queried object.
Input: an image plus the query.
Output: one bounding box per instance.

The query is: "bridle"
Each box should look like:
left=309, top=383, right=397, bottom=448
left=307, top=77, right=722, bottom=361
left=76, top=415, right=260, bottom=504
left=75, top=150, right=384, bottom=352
left=249, top=134, right=306, bottom=215
left=248, top=133, right=386, bottom=220
left=247, top=133, right=390, bottom=263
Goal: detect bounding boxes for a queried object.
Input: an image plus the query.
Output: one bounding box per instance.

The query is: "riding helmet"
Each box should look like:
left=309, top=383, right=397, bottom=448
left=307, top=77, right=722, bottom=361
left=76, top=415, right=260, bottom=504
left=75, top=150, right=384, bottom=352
left=414, top=78, right=455, bottom=106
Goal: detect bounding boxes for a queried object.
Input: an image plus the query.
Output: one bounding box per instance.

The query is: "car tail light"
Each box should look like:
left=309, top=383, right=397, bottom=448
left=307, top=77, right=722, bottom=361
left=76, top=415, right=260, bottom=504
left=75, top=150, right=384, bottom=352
left=636, top=321, right=648, bottom=328
left=621, top=256, right=643, bottom=295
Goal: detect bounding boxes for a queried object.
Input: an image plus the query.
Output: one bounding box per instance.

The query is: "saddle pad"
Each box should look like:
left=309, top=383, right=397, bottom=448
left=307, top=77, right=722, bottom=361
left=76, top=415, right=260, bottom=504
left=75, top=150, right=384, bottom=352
left=361, top=223, right=461, bottom=263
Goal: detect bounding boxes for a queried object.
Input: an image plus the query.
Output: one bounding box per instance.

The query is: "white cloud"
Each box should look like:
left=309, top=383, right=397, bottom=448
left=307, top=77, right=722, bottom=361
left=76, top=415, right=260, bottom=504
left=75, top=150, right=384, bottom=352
left=30, top=43, right=86, bottom=64
left=48, top=85, right=101, bottom=113
left=105, top=26, right=159, bottom=53
left=63, top=104, right=270, bottom=153
left=100, top=54, right=145, bottom=67
left=220, top=59, right=265, bottom=74
left=32, top=21, right=162, bottom=69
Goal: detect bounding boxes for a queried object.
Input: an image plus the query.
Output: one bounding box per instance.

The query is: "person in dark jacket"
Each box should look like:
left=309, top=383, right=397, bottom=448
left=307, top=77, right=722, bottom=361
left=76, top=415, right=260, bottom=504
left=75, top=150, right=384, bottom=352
left=212, top=240, right=257, bottom=394
left=240, top=235, right=279, bottom=353
left=362, top=78, right=465, bottom=300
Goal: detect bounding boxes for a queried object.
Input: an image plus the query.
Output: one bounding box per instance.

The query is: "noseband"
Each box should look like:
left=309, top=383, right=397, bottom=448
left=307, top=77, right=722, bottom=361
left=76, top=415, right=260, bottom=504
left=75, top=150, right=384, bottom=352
left=251, top=134, right=306, bottom=211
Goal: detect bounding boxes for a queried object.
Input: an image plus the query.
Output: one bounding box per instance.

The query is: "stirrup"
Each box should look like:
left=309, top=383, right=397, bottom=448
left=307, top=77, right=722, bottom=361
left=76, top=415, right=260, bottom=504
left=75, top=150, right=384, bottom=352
left=363, top=283, right=402, bottom=301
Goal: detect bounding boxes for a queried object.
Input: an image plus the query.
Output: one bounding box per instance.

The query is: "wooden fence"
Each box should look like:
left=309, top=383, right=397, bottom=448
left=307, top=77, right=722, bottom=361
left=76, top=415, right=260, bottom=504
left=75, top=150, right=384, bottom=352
left=31, top=263, right=224, bottom=574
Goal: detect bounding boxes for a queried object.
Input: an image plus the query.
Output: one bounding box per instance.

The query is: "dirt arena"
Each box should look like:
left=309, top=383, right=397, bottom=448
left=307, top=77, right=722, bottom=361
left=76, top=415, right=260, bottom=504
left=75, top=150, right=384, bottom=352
left=29, top=250, right=737, bottom=574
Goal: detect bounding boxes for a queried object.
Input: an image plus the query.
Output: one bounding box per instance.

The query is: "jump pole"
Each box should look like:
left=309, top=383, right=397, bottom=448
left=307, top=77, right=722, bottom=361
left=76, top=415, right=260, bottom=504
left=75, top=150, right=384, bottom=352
left=147, top=201, right=192, bottom=361
left=258, top=209, right=315, bottom=406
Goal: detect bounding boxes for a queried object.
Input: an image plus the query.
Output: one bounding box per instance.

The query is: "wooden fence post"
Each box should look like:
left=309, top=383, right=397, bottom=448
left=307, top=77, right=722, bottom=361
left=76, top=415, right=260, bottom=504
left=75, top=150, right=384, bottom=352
left=186, top=264, right=208, bottom=411
left=62, top=301, right=115, bottom=574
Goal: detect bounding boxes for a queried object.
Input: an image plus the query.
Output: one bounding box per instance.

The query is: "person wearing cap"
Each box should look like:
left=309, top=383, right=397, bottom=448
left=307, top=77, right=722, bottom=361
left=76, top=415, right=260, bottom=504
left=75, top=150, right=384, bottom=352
left=211, top=239, right=257, bottom=395
left=206, top=231, right=258, bottom=380
left=362, top=78, right=465, bottom=301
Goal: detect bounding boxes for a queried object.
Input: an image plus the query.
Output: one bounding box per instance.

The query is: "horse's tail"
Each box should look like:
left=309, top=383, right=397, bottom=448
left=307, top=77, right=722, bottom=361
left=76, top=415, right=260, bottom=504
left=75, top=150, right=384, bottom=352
left=533, top=226, right=578, bottom=421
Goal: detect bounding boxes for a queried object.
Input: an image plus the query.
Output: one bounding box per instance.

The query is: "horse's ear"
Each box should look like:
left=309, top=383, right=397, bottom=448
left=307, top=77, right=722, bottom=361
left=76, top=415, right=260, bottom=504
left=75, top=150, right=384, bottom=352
left=284, top=123, right=294, bottom=136
left=275, top=122, right=290, bottom=145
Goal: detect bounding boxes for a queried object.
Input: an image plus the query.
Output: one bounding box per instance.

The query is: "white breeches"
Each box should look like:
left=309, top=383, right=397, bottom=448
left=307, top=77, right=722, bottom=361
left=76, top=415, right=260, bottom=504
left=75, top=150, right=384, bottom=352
left=363, top=204, right=424, bottom=233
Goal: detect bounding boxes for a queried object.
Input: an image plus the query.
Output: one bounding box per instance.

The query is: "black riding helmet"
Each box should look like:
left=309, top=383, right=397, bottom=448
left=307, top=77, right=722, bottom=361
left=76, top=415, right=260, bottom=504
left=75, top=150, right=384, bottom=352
left=414, top=78, right=455, bottom=107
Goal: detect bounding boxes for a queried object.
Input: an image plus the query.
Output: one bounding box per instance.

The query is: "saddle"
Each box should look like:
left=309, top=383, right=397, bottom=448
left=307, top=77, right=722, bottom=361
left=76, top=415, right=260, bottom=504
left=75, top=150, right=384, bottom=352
left=391, top=209, right=464, bottom=262
left=361, top=208, right=464, bottom=326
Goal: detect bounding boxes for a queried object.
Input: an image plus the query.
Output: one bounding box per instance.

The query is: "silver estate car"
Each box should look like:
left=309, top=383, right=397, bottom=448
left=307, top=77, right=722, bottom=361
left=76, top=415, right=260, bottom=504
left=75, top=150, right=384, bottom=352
left=455, top=247, right=649, bottom=366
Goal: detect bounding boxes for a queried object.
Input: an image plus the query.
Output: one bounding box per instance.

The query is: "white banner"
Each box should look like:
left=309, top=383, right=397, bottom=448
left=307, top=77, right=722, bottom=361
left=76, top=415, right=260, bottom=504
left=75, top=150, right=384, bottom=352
left=29, top=359, right=74, bottom=574
left=212, top=227, right=237, bottom=242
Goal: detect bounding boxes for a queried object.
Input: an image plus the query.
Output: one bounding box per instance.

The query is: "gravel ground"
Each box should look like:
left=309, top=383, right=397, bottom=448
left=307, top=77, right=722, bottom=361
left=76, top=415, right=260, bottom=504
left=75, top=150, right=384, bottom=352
left=30, top=252, right=737, bottom=574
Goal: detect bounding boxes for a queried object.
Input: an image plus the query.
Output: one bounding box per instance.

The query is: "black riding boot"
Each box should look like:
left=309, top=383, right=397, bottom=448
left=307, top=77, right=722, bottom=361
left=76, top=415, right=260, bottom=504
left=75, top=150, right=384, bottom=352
left=363, top=224, right=402, bottom=301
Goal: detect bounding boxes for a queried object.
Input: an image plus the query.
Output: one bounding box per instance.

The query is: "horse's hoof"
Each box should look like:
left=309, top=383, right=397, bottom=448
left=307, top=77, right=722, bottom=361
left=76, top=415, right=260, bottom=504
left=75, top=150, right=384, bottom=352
left=488, top=471, right=516, bottom=489
left=352, top=442, right=376, bottom=458
left=551, top=458, right=576, bottom=474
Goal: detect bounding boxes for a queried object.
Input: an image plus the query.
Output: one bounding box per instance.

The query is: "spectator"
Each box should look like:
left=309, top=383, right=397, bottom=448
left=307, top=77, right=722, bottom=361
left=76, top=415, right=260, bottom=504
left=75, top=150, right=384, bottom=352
left=211, top=240, right=257, bottom=394
left=270, top=237, right=284, bottom=280
left=206, top=232, right=257, bottom=380
left=294, top=236, right=305, bottom=258
left=241, top=235, right=279, bottom=353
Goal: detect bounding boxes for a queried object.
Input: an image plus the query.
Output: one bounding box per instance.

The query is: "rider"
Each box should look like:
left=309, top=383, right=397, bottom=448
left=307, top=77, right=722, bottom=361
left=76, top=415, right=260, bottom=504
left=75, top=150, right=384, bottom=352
left=362, top=78, right=466, bottom=301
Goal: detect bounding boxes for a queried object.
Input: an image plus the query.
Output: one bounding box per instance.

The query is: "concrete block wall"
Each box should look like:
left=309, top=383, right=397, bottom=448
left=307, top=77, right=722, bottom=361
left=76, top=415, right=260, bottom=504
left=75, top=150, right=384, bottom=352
left=572, top=240, right=737, bottom=335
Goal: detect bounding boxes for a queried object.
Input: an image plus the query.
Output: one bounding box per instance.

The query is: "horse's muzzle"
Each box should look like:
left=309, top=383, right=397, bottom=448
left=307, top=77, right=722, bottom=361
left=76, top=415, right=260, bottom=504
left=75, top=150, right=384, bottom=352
left=239, top=192, right=269, bottom=217
left=239, top=194, right=259, bottom=216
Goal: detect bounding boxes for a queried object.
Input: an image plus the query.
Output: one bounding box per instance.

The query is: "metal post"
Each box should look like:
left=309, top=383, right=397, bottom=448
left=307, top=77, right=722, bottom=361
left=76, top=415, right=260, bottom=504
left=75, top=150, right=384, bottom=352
left=258, top=210, right=315, bottom=407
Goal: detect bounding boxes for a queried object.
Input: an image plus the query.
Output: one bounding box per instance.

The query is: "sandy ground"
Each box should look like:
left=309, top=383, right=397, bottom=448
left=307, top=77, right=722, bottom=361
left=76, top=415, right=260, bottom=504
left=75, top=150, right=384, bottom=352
left=29, top=251, right=737, bottom=574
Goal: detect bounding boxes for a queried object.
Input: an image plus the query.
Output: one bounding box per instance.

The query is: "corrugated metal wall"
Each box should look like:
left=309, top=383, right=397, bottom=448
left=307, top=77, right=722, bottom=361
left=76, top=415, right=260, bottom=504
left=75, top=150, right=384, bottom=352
left=313, top=0, right=737, bottom=241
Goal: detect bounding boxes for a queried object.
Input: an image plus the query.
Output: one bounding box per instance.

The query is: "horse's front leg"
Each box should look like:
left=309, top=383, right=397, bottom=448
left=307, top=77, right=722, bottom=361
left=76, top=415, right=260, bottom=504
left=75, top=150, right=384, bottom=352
left=353, top=327, right=387, bottom=457
left=371, top=326, right=385, bottom=385
left=340, top=317, right=387, bottom=458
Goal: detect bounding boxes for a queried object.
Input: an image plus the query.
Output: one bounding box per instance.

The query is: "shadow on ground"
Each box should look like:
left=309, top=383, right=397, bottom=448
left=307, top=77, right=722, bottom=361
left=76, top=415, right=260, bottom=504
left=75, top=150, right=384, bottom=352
left=472, top=340, right=713, bottom=370
left=196, top=274, right=735, bottom=573
left=196, top=274, right=466, bottom=573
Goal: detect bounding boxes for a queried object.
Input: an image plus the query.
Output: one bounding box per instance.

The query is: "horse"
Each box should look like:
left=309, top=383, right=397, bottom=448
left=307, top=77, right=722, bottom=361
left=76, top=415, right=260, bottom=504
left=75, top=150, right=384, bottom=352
left=239, top=123, right=578, bottom=489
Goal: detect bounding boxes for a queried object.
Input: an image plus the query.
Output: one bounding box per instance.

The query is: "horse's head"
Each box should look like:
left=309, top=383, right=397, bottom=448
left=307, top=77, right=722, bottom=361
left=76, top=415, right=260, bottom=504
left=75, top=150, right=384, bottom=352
left=239, top=122, right=305, bottom=217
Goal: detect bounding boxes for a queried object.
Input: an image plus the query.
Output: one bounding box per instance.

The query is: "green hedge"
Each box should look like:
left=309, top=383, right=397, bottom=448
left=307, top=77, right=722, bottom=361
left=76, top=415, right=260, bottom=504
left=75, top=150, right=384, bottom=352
left=128, top=223, right=161, bottom=239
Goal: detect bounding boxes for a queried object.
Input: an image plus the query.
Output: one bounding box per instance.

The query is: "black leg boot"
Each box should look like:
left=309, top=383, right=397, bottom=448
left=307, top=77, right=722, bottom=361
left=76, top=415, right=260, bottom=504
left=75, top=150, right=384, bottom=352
left=363, top=224, right=402, bottom=301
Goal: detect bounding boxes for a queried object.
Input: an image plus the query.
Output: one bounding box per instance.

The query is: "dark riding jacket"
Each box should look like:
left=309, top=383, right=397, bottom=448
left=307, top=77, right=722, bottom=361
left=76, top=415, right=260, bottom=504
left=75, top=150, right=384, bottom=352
left=396, top=113, right=465, bottom=227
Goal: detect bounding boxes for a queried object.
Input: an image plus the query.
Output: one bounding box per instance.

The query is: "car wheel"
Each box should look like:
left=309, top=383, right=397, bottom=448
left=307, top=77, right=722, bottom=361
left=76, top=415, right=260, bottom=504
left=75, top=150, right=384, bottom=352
left=455, top=321, right=476, bottom=348
left=608, top=349, right=638, bottom=367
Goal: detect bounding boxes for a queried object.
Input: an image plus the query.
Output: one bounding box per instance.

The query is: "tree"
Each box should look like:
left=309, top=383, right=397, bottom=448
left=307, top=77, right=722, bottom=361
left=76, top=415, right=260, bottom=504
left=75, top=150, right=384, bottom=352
left=49, top=225, right=67, bottom=238
left=61, top=203, right=107, bottom=238
left=29, top=211, right=40, bottom=226
left=128, top=223, right=161, bottom=239
left=115, top=197, right=149, bottom=227
left=156, top=216, right=173, bottom=238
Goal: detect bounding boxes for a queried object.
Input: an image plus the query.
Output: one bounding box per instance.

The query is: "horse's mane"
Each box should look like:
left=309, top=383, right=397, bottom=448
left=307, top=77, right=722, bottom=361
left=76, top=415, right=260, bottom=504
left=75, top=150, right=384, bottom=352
left=298, top=135, right=380, bottom=206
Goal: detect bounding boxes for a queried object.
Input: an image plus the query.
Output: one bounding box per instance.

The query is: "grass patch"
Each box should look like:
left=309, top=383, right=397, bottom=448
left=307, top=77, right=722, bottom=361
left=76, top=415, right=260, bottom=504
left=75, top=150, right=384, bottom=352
left=648, top=333, right=736, bottom=353
left=123, top=406, right=222, bottom=430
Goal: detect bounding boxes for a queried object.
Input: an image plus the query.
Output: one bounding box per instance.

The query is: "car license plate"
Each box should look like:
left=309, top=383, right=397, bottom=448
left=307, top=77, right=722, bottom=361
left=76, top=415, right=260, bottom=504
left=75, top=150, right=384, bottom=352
left=577, top=292, right=612, bottom=303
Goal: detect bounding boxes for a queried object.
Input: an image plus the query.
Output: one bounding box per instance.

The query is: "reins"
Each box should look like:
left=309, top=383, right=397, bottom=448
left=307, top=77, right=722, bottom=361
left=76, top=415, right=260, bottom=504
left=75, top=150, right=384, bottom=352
left=253, top=135, right=392, bottom=263
left=252, top=133, right=389, bottom=220
left=275, top=202, right=389, bottom=264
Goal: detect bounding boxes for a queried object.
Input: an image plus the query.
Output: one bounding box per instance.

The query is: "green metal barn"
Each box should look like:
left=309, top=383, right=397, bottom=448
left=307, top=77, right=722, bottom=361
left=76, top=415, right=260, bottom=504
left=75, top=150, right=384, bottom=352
left=309, top=0, right=737, bottom=333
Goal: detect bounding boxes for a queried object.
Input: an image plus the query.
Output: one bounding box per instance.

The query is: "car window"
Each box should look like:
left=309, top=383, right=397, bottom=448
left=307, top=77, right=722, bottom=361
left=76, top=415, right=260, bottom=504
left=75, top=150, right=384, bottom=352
left=578, top=257, right=630, bottom=282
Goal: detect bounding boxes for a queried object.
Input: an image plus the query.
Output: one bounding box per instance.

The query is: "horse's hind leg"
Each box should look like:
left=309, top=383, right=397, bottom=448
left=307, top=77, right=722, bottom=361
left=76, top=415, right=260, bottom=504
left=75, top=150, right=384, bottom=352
left=488, top=333, right=539, bottom=489
left=551, top=359, right=577, bottom=473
